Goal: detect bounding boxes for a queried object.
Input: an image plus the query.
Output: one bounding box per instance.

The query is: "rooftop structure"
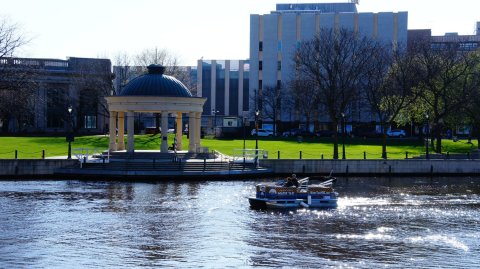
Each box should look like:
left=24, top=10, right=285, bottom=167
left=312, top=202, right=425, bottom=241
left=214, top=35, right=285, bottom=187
left=275, top=3, right=357, bottom=13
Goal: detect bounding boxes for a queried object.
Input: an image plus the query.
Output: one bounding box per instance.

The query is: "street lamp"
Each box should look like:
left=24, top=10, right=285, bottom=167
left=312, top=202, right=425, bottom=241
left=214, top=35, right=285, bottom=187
left=255, top=109, right=260, bottom=167
left=243, top=115, right=246, bottom=151
left=212, top=109, right=219, bottom=138
left=341, top=112, right=346, bottom=160
left=425, top=114, right=429, bottom=159
left=66, top=105, right=73, bottom=159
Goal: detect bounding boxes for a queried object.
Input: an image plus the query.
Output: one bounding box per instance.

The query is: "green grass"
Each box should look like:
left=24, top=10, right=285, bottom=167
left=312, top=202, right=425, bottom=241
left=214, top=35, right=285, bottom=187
left=0, top=134, right=476, bottom=159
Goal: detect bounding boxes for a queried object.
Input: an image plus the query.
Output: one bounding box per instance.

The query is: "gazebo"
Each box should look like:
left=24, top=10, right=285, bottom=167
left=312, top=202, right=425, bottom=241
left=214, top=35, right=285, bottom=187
left=105, top=64, right=206, bottom=153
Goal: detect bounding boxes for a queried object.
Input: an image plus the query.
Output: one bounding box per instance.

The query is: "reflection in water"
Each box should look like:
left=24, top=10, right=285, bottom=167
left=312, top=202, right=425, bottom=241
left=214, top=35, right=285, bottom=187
left=0, top=178, right=479, bottom=268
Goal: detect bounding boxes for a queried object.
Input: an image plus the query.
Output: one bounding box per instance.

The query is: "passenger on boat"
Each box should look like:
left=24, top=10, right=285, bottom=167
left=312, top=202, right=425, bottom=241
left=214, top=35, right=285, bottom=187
left=283, top=174, right=299, bottom=188
left=291, top=174, right=299, bottom=188
left=283, top=177, right=294, bottom=187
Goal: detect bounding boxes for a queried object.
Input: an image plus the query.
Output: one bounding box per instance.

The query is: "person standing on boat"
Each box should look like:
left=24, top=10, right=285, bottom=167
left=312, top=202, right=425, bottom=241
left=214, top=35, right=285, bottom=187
left=291, top=174, right=299, bottom=188
left=283, top=177, right=294, bottom=187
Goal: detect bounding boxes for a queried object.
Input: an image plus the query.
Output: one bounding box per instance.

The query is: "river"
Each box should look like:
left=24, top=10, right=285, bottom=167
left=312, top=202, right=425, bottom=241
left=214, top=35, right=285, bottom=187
left=0, top=177, right=479, bottom=268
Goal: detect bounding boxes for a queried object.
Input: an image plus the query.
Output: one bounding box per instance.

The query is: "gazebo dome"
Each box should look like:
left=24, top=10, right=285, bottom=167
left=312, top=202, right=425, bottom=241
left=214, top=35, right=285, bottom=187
left=119, top=64, right=193, bottom=97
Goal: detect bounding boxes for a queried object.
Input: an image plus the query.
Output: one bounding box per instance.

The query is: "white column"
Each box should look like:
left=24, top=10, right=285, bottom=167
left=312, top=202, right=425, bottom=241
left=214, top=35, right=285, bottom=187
left=161, top=111, right=169, bottom=152
left=195, top=112, right=202, bottom=150
left=238, top=60, right=244, bottom=116
left=197, top=60, right=203, bottom=97
left=117, top=112, right=125, bottom=151
left=188, top=112, right=196, bottom=152
left=211, top=60, right=216, bottom=114
left=127, top=111, right=135, bottom=153
left=224, top=60, right=230, bottom=116
left=108, top=111, right=117, bottom=152
left=176, top=112, right=183, bottom=150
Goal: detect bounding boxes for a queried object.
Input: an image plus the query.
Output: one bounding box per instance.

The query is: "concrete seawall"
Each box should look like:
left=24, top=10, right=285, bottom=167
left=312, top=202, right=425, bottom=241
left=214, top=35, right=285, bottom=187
left=260, top=159, right=480, bottom=176
left=0, top=159, right=79, bottom=177
left=1, top=159, right=480, bottom=178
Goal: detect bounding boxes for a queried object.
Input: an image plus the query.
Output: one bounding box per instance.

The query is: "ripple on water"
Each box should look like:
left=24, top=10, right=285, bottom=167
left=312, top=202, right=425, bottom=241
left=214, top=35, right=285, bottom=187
left=0, top=178, right=480, bottom=268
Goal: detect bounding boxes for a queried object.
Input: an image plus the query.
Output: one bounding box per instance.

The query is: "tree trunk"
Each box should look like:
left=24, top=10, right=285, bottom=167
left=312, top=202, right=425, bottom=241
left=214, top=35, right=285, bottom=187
left=435, top=125, right=442, bottom=154
left=333, top=120, right=339, bottom=159
left=381, top=123, right=387, bottom=159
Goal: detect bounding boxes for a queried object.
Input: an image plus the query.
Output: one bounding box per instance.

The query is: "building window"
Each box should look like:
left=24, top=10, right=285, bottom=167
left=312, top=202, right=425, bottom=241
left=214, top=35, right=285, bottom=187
left=277, top=80, right=282, bottom=89
left=259, top=41, right=263, bottom=51
left=277, top=61, right=281, bottom=71
left=278, top=41, right=282, bottom=51
left=84, top=115, right=97, bottom=129
left=258, top=80, right=263, bottom=91
left=459, top=42, right=478, bottom=51
left=259, top=61, right=263, bottom=70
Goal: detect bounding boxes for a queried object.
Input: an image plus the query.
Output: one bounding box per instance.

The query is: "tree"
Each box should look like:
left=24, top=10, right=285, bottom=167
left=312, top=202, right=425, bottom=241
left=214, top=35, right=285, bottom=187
left=0, top=18, right=27, bottom=58
left=294, top=28, right=383, bottom=159
left=287, top=77, right=319, bottom=134
left=0, top=17, right=36, bottom=132
left=362, top=44, right=418, bottom=158
left=460, top=51, right=480, bottom=149
left=69, top=58, right=113, bottom=132
left=261, top=83, right=285, bottom=136
left=113, top=51, right=133, bottom=96
left=412, top=42, right=475, bottom=153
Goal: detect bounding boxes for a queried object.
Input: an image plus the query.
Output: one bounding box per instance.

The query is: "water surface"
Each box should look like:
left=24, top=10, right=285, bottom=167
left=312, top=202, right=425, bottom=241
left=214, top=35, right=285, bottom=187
left=0, top=177, right=479, bottom=268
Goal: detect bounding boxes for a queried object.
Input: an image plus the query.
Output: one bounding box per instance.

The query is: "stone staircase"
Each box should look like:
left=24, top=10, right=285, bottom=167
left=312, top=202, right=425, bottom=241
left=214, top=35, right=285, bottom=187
left=81, top=160, right=257, bottom=172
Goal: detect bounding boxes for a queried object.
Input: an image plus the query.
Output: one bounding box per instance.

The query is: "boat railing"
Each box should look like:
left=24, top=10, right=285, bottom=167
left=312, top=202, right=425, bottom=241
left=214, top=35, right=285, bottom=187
left=298, top=177, right=309, bottom=189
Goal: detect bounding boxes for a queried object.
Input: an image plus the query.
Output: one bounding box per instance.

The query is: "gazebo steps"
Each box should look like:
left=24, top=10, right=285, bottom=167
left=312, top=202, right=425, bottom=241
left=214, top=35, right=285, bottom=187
left=81, top=161, right=258, bottom=172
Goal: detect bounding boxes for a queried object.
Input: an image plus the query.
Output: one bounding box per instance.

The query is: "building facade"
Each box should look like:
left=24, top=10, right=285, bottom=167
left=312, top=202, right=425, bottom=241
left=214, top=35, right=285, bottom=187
left=408, top=22, right=480, bottom=52
left=249, top=3, right=408, bottom=124
left=196, top=60, right=250, bottom=131
left=0, top=57, right=112, bottom=134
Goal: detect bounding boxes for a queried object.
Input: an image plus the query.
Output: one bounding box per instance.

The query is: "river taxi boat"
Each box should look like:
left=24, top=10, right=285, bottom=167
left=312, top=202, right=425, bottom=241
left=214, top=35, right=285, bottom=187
left=248, top=177, right=338, bottom=209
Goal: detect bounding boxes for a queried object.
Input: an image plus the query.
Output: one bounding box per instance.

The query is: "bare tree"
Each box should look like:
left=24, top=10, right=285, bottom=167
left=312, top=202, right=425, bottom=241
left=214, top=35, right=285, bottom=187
left=295, top=28, right=383, bottom=159
left=261, top=83, right=285, bottom=135
left=0, top=17, right=36, bottom=132
left=287, top=77, right=319, bottom=134
left=0, top=17, right=27, bottom=58
left=69, top=58, right=113, bottom=132
left=134, top=47, right=181, bottom=75
left=112, top=51, right=133, bottom=95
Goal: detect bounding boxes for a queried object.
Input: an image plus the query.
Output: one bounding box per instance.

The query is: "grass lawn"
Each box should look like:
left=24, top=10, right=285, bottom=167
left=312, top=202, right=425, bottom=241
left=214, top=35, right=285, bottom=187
left=0, top=134, right=477, bottom=159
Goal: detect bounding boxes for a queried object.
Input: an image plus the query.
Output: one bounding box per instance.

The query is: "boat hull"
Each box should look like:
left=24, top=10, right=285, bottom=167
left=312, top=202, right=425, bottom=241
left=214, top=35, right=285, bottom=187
left=249, top=197, right=337, bottom=209
left=250, top=178, right=338, bottom=209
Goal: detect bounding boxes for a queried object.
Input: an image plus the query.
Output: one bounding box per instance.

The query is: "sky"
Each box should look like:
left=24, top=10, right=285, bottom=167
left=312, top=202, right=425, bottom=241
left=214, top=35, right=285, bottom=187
left=1, top=0, right=479, bottom=66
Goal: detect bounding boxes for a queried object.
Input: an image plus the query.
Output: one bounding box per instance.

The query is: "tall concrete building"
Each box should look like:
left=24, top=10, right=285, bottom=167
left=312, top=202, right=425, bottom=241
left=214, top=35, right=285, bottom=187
left=249, top=2, right=408, bottom=123
left=196, top=59, right=250, bottom=129
left=408, top=21, right=480, bottom=52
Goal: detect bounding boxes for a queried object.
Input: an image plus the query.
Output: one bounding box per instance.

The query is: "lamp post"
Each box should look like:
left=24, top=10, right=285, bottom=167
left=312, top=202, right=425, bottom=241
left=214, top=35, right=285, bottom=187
left=243, top=116, right=246, bottom=151
left=67, top=105, right=73, bottom=159
left=425, top=114, right=429, bottom=159
left=255, top=109, right=259, bottom=167
left=341, top=113, right=346, bottom=160
left=212, top=109, right=219, bottom=138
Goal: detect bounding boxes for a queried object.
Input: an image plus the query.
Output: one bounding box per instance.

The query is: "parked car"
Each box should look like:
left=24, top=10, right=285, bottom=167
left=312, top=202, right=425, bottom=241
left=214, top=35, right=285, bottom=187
left=387, top=129, right=406, bottom=137
left=352, top=130, right=383, bottom=138
left=316, top=130, right=336, bottom=137
left=251, top=129, right=274, bottom=137
left=282, top=128, right=307, bottom=137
